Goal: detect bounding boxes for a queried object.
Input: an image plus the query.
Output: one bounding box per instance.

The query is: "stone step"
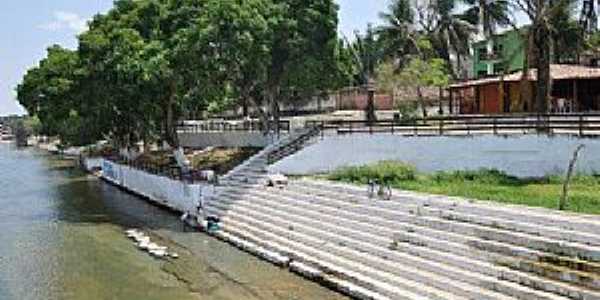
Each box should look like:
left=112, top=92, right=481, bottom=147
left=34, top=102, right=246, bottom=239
left=221, top=189, right=600, bottom=295
left=264, top=186, right=600, bottom=284
left=208, top=207, right=454, bottom=300
left=207, top=204, right=484, bottom=300
left=281, top=183, right=600, bottom=264
left=214, top=223, right=391, bottom=300
left=288, top=261, right=394, bottom=300
left=216, top=189, right=592, bottom=300
left=299, top=179, right=600, bottom=238
left=291, top=181, right=600, bottom=248
left=221, top=181, right=591, bottom=268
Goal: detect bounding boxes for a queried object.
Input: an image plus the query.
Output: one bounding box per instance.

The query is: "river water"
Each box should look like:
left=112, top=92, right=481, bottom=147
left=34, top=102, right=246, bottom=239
left=0, top=142, right=347, bottom=300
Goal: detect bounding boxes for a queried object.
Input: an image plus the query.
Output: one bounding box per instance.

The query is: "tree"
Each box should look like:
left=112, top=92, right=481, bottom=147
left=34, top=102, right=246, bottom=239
left=461, top=0, right=511, bottom=76
left=515, top=0, right=578, bottom=114
left=416, top=0, right=475, bottom=78
left=16, top=45, right=102, bottom=146
left=377, top=0, right=420, bottom=65
left=378, top=38, right=450, bottom=118
left=346, top=25, right=384, bottom=86
left=264, top=0, right=340, bottom=131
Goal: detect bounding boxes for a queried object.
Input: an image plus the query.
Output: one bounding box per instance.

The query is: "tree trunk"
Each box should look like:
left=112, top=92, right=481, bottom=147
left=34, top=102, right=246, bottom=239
left=534, top=23, right=551, bottom=114
left=417, top=86, right=428, bottom=118
left=520, top=30, right=534, bottom=112
left=438, top=87, right=444, bottom=115
left=165, top=80, right=179, bottom=149
left=559, top=145, right=585, bottom=210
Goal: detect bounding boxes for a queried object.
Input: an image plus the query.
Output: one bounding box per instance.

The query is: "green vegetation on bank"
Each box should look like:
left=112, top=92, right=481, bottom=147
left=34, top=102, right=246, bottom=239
left=328, top=161, right=600, bottom=215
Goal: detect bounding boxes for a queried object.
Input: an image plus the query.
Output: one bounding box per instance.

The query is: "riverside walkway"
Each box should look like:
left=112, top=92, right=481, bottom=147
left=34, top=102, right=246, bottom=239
left=204, top=137, right=600, bottom=300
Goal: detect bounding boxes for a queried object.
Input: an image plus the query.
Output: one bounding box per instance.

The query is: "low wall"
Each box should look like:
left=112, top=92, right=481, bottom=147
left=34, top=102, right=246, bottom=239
left=269, top=134, right=600, bottom=178
left=85, top=158, right=213, bottom=214
left=179, top=132, right=270, bottom=148
left=84, top=157, right=103, bottom=171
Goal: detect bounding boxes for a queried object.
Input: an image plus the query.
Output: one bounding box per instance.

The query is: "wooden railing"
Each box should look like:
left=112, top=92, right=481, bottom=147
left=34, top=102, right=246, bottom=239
left=306, top=113, right=600, bottom=137
left=178, top=120, right=291, bottom=134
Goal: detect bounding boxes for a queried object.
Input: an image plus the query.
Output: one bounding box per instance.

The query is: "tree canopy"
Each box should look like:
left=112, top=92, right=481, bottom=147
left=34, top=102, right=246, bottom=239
left=18, top=0, right=342, bottom=147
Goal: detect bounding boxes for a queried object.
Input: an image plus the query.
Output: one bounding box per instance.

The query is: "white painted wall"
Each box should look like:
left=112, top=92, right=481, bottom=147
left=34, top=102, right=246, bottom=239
left=86, top=158, right=214, bottom=214
left=84, top=158, right=104, bottom=171
left=268, top=134, right=600, bottom=178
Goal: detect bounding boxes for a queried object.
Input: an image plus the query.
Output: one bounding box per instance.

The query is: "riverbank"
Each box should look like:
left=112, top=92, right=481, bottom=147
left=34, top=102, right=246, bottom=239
left=327, top=160, right=600, bottom=214
left=0, top=143, right=348, bottom=300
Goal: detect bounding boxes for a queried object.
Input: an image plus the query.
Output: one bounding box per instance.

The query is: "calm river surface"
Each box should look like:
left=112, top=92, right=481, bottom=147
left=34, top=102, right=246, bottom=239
left=0, top=142, right=347, bottom=300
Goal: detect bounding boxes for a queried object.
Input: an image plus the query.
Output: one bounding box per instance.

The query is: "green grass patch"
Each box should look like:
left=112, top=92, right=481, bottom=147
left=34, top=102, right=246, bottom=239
left=327, top=161, right=600, bottom=215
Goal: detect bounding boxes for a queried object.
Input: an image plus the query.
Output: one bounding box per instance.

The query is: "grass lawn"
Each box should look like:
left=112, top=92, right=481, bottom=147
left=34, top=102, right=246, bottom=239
left=326, top=161, right=600, bottom=215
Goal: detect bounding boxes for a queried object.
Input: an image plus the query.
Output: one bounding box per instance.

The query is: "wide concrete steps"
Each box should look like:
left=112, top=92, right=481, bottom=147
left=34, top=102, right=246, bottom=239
left=214, top=194, right=569, bottom=300
left=215, top=185, right=597, bottom=300
left=207, top=130, right=600, bottom=299
left=298, top=179, right=600, bottom=241
left=221, top=184, right=600, bottom=299
left=210, top=168, right=600, bottom=299
left=207, top=200, right=497, bottom=299
left=287, top=181, right=600, bottom=266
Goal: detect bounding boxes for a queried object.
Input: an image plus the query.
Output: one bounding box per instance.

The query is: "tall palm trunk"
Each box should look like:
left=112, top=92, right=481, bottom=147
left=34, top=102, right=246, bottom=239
left=533, top=21, right=551, bottom=114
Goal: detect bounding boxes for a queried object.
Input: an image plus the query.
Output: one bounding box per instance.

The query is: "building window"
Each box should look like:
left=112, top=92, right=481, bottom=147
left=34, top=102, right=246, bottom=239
left=493, top=44, right=503, bottom=55
left=493, top=63, right=504, bottom=74
left=478, top=48, right=487, bottom=61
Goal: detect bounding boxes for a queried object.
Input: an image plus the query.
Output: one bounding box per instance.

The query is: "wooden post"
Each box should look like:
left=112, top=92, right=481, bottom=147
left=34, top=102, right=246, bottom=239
left=573, top=80, right=579, bottom=112
left=449, top=89, right=454, bottom=115
left=475, top=86, right=481, bottom=113
left=579, top=115, right=584, bottom=136
left=560, top=145, right=585, bottom=211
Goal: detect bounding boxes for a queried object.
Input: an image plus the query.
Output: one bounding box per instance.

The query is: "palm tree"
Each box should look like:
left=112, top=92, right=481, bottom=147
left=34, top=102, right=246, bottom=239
left=515, top=0, right=578, bottom=114
left=461, top=0, right=512, bottom=76
left=377, top=0, right=420, bottom=66
left=346, top=24, right=383, bottom=86
left=427, top=0, right=476, bottom=79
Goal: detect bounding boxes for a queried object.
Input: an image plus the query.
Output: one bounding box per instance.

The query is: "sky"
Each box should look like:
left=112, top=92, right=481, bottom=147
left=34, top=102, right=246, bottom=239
left=0, top=1, right=525, bottom=116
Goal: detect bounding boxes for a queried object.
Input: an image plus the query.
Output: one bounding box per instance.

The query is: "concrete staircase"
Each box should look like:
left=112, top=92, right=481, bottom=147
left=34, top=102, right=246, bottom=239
left=206, top=135, right=600, bottom=299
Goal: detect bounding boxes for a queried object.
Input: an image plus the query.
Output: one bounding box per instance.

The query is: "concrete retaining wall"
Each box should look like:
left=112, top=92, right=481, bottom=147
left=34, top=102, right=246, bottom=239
left=84, top=157, right=103, bottom=171
left=85, top=158, right=213, bottom=213
left=269, top=134, right=600, bottom=178
left=179, top=132, right=270, bottom=148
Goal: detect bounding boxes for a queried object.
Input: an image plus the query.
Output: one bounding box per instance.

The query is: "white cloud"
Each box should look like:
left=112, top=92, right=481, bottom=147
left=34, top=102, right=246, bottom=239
left=39, top=11, right=88, bottom=34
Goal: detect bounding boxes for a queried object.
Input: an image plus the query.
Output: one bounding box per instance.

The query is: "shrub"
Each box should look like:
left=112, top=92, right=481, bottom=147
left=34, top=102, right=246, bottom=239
left=329, top=161, right=416, bottom=184
left=432, top=169, right=521, bottom=185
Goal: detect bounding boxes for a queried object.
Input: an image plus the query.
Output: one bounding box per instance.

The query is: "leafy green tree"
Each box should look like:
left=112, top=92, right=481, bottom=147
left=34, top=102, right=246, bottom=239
left=265, top=0, right=340, bottom=129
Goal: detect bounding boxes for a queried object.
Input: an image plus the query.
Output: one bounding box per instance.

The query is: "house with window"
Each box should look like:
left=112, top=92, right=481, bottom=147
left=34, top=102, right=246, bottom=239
left=449, top=64, right=600, bottom=114
left=472, top=28, right=526, bottom=79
